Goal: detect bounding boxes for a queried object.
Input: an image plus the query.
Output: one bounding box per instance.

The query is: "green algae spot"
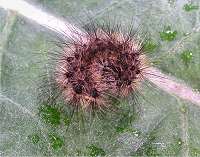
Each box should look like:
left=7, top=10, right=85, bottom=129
left=86, top=144, right=106, bottom=157
left=184, top=3, right=199, bottom=12
left=28, top=134, right=40, bottom=144
left=180, top=50, right=193, bottom=66
left=160, top=26, right=177, bottom=41
left=49, top=133, right=64, bottom=150
left=143, top=40, right=157, bottom=53
left=39, top=105, right=61, bottom=125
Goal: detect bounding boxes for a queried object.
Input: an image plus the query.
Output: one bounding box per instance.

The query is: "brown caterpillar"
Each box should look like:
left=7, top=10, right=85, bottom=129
left=38, top=20, right=149, bottom=113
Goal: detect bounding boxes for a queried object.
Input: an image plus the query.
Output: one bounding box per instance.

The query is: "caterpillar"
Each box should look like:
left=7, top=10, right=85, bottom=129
left=37, top=18, right=150, bottom=115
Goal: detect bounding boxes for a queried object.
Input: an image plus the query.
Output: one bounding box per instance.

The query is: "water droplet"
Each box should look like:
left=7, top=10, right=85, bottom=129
left=178, top=140, right=182, bottom=145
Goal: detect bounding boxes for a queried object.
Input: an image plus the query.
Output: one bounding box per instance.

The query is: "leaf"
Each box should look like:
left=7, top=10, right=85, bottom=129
left=1, top=0, right=200, bottom=156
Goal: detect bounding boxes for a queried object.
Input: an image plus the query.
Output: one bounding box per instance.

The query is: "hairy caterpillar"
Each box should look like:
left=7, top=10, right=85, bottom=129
left=37, top=18, right=151, bottom=115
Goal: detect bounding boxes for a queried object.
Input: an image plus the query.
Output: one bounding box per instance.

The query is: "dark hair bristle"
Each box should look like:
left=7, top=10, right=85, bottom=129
left=73, top=84, right=83, bottom=94
left=90, top=88, right=99, bottom=98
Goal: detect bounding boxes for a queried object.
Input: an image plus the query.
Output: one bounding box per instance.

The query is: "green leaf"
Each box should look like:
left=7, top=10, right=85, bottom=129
left=1, top=0, right=200, bottom=156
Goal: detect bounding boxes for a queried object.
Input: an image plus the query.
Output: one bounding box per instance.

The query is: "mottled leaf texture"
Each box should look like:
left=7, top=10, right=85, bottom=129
left=0, top=0, right=200, bottom=156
